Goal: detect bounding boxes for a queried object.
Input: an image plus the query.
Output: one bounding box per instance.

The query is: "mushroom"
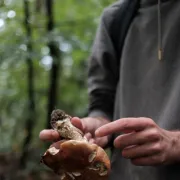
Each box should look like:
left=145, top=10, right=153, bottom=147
left=41, top=109, right=111, bottom=180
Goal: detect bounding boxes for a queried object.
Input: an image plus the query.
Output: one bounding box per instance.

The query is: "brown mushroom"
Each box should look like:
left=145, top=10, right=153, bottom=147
left=41, top=109, right=111, bottom=180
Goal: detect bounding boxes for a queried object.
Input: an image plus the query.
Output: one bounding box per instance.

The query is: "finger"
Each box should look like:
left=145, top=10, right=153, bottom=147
left=39, top=129, right=60, bottom=141
left=50, top=140, right=66, bottom=149
left=95, top=118, right=155, bottom=137
left=122, top=142, right=161, bottom=159
left=114, top=128, right=160, bottom=149
left=131, top=153, right=164, bottom=166
left=85, top=133, right=92, bottom=141
left=71, top=117, right=84, bottom=131
left=95, top=137, right=109, bottom=148
left=89, top=139, right=95, bottom=144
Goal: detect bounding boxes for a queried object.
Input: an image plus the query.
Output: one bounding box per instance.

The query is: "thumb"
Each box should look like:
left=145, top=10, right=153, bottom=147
left=71, top=117, right=84, bottom=132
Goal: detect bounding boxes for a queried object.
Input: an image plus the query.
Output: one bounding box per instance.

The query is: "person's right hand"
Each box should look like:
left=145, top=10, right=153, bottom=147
left=39, top=116, right=111, bottom=148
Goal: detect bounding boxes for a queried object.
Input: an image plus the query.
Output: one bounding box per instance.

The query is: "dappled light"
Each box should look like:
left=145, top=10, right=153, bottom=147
left=0, top=0, right=114, bottom=179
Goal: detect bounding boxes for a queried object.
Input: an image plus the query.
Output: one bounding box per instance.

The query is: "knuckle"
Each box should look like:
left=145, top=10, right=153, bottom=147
left=141, top=117, right=155, bottom=127
left=146, top=118, right=156, bottom=126
left=152, top=143, right=162, bottom=152
left=148, top=129, right=161, bottom=140
left=121, top=120, right=129, bottom=129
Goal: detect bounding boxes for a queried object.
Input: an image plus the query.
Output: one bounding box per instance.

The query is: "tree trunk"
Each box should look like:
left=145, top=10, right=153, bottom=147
left=46, top=0, right=61, bottom=129
left=19, top=0, right=35, bottom=169
left=35, top=0, right=44, bottom=13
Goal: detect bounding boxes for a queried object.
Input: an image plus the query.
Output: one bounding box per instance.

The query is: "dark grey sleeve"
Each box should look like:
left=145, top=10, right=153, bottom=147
left=87, top=9, right=119, bottom=120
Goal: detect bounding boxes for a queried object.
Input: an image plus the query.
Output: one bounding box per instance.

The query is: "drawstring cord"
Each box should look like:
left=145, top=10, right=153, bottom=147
left=158, top=0, right=163, bottom=61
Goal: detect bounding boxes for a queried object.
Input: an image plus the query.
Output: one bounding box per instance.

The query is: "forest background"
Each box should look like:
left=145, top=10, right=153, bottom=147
left=0, top=0, right=114, bottom=179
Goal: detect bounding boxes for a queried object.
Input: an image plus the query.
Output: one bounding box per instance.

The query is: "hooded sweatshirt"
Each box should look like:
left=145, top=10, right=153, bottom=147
left=88, top=0, right=180, bottom=179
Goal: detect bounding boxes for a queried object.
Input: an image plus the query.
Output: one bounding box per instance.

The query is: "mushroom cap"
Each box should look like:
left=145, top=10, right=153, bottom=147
left=41, top=140, right=111, bottom=180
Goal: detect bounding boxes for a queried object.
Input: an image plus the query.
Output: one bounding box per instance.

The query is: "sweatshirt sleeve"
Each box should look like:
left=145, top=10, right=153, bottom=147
left=87, top=8, right=120, bottom=121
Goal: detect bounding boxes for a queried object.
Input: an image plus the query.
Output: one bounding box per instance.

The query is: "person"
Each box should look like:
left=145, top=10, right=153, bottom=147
left=39, top=0, right=180, bottom=179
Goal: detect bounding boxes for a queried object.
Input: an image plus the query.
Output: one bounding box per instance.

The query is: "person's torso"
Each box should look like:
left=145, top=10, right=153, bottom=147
left=111, top=0, right=180, bottom=179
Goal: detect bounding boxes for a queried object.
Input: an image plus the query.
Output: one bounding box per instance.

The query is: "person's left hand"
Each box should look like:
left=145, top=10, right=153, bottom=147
left=95, top=117, right=180, bottom=166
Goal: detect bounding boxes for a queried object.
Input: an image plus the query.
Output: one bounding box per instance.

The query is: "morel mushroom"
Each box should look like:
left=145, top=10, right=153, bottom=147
left=41, top=109, right=111, bottom=180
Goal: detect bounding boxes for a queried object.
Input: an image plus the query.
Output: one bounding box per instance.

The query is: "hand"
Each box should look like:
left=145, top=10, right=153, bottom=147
left=71, top=117, right=111, bottom=148
left=39, top=116, right=111, bottom=148
left=95, top=117, right=180, bottom=166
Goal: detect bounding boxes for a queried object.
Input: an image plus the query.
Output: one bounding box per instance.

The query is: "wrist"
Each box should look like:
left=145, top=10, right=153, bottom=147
left=88, top=110, right=112, bottom=123
left=168, top=131, right=180, bottom=164
left=94, top=116, right=111, bottom=124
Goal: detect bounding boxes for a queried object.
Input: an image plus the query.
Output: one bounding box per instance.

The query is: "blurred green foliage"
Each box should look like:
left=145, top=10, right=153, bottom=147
left=0, top=0, right=114, bottom=178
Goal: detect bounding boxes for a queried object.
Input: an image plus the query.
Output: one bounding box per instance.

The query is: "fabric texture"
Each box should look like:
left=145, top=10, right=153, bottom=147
left=88, top=0, right=180, bottom=179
